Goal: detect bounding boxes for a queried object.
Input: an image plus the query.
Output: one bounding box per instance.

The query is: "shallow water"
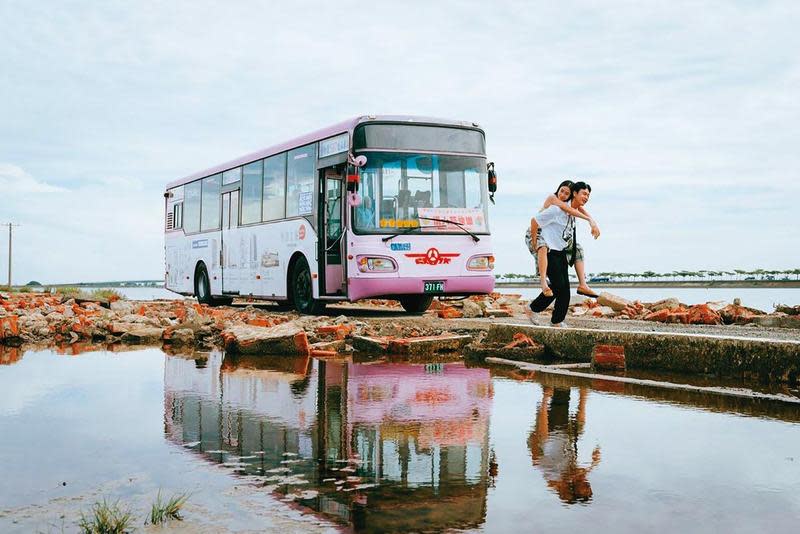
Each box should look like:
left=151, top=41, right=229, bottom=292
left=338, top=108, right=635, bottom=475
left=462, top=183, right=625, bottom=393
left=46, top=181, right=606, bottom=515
left=1, top=347, right=799, bottom=533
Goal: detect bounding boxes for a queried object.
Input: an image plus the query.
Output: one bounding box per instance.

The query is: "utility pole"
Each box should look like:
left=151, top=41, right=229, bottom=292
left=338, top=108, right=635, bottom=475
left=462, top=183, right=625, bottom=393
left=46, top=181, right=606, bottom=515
left=3, top=223, right=20, bottom=291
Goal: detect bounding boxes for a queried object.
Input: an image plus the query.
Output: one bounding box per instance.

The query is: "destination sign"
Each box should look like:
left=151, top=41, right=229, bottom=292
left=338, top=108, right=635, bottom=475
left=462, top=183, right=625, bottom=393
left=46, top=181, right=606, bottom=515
left=319, top=133, right=349, bottom=158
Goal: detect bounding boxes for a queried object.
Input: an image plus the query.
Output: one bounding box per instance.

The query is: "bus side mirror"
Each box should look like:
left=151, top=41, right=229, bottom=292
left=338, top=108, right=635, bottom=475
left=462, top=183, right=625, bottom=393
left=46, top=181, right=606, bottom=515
left=487, top=162, right=497, bottom=204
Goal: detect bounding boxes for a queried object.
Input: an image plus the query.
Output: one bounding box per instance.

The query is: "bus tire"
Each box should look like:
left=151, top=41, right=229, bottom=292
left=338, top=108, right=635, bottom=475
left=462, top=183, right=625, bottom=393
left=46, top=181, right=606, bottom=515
left=291, top=256, right=326, bottom=315
left=194, top=263, right=213, bottom=306
left=399, top=295, right=433, bottom=313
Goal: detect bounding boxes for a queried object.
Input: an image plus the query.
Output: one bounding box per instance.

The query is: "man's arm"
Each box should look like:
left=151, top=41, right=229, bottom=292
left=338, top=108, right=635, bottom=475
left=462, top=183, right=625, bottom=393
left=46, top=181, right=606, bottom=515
left=578, top=206, right=601, bottom=239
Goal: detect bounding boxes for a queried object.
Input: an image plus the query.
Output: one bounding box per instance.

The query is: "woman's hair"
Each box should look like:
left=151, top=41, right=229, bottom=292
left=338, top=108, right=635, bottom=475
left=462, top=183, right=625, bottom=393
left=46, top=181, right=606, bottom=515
left=555, top=180, right=574, bottom=199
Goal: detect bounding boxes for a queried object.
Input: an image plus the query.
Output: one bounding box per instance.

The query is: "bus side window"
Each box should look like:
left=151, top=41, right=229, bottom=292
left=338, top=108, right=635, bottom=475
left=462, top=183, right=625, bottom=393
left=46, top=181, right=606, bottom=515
left=173, top=203, right=183, bottom=229
left=263, top=153, right=287, bottom=221
left=184, top=181, right=201, bottom=234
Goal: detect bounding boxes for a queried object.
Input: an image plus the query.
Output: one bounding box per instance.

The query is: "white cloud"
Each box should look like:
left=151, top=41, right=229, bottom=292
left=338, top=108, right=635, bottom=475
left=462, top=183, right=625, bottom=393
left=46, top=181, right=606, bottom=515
left=0, top=163, right=66, bottom=194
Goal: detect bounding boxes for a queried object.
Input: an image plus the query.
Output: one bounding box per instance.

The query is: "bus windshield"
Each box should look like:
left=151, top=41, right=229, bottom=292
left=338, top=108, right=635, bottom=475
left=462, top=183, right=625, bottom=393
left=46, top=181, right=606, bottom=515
left=353, top=152, right=488, bottom=234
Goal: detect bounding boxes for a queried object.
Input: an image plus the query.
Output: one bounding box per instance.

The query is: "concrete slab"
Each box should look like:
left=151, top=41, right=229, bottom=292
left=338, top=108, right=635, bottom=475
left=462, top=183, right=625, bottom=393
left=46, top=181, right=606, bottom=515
left=485, top=322, right=800, bottom=383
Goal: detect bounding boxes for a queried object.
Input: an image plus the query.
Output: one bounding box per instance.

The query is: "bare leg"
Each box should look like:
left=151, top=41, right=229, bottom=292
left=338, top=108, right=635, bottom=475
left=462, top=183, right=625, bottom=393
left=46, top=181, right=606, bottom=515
left=537, top=247, right=552, bottom=296
left=575, top=259, right=594, bottom=294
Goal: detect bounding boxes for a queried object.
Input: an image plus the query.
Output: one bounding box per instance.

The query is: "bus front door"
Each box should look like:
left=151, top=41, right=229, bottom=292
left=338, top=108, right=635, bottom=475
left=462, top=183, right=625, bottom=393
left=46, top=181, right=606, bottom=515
left=319, top=169, right=345, bottom=296
left=221, top=190, right=240, bottom=295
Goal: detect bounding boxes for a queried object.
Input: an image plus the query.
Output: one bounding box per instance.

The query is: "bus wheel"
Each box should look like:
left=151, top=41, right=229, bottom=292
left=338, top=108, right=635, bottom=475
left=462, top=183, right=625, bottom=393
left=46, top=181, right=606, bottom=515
left=194, top=264, right=213, bottom=305
left=291, top=257, right=326, bottom=315
left=399, top=295, right=433, bottom=313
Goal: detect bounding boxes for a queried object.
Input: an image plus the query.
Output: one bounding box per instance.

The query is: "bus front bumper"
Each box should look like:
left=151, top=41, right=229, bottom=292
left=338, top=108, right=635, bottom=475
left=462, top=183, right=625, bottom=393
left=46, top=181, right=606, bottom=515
left=347, top=275, right=495, bottom=302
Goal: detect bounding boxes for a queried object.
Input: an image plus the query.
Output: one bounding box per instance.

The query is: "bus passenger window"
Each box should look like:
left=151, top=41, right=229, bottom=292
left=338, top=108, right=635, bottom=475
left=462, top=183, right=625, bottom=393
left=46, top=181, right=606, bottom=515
left=263, top=153, right=286, bottom=221
left=200, top=174, right=221, bottom=231
left=184, top=181, right=201, bottom=233
left=241, top=161, right=263, bottom=225
left=287, top=144, right=316, bottom=218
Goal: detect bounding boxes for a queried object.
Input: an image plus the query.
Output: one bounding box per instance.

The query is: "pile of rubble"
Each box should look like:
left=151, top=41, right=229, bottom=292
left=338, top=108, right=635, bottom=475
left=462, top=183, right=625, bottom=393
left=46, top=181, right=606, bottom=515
left=0, top=292, right=481, bottom=356
left=430, top=293, right=526, bottom=319
left=569, top=292, right=790, bottom=326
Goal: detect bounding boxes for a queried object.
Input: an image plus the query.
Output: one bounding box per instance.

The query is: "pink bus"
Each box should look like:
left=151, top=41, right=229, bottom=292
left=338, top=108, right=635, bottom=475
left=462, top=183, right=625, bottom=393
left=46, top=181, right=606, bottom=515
left=164, top=115, right=496, bottom=313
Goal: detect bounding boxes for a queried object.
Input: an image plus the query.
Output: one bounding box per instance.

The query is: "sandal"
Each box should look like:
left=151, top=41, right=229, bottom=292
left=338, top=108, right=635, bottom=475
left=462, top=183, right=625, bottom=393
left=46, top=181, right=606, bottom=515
left=577, top=288, right=599, bottom=298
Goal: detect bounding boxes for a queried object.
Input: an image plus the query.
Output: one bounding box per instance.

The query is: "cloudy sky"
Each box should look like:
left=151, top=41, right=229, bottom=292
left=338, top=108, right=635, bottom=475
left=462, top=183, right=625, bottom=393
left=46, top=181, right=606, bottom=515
left=1, top=1, right=798, bottom=284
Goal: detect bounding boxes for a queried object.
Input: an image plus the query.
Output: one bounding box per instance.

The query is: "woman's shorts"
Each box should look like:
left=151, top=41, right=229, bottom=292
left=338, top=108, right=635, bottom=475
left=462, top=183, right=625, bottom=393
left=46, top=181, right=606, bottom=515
left=525, top=227, right=584, bottom=263
left=524, top=227, right=548, bottom=253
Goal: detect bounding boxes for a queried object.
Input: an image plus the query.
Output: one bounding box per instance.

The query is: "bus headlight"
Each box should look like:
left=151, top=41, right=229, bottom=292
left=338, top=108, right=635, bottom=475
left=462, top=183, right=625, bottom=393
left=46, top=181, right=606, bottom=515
left=467, top=255, right=495, bottom=271
left=357, top=256, right=398, bottom=273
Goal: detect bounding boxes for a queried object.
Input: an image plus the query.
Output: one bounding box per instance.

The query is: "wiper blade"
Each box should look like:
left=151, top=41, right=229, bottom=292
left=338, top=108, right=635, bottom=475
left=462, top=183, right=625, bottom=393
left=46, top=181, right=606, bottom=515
left=418, top=217, right=480, bottom=242
left=381, top=225, right=422, bottom=242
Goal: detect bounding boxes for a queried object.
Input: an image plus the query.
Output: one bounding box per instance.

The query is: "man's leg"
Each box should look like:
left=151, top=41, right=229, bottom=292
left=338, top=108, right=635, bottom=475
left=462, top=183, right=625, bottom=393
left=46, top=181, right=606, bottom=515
left=548, top=250, right=570, bottom=324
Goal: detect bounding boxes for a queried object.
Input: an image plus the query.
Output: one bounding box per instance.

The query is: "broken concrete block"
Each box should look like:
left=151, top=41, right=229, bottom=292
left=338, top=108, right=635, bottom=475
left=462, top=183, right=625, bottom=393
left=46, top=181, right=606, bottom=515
left=387, top=334, right=472, bottom=355
left=351, top=335, right=392, bottom=354
left=484, top=308, right=513, bottom=318
left=649, top=298, right=681, bottom=312
left=222, top=323, right=308, bottom=355
left=164, top=327, right=195, bottom=345
left=120, top=326, right=165, bottom=344
left=591, top=306, right=616, bottom=317
left=462, top=300, right=483, bottom=318
left=597, top=292, right=632, bottom=312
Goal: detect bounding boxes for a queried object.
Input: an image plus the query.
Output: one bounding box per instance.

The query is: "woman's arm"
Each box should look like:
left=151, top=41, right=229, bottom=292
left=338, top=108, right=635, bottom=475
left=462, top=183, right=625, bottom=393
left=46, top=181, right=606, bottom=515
left=551, top=198, right=593, bottom=222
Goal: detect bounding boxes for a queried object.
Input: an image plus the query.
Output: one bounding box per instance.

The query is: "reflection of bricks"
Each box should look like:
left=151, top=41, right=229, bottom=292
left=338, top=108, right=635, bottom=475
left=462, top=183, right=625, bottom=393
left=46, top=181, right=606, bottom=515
left=592, top=344, right=625, bottom=370
left=591, top=378, right=626, bottom=393
left=310, top=349, right=337, bottom=357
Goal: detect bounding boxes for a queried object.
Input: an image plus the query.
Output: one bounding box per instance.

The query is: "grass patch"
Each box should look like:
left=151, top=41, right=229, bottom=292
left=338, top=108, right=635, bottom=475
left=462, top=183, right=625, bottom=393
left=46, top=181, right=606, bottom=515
left=56, top=286, right=84, bottom=298
left=147, top=491, right=190, bottom=525
left=78, top=499, right=133, bottom=534
left=90, top=288, right=125, bottom=302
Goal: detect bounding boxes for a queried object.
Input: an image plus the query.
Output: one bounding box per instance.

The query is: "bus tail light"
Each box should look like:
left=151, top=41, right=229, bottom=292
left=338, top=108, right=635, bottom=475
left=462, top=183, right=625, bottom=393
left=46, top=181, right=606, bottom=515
left=357, top=256, right=397, bottom=273
left=467, top=255, right=495, bottom=271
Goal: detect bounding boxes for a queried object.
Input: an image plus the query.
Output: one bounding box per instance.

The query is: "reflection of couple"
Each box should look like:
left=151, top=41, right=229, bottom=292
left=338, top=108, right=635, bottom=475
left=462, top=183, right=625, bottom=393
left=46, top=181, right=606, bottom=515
left=527, top=181, right=600, bottom=327
left=527, top=387, right=601, bottom=504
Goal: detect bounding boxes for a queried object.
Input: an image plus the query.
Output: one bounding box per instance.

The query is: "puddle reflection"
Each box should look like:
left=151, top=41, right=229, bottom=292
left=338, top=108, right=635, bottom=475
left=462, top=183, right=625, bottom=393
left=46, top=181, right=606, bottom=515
left=165, top=352, right=493, bottom=531
left=528, top=387, right=601, bottom=504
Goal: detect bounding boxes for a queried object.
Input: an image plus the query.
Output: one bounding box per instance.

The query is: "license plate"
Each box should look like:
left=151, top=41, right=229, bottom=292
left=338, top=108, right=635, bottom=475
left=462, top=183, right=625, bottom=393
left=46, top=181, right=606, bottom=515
left=424, top=281, right=445, bottom=293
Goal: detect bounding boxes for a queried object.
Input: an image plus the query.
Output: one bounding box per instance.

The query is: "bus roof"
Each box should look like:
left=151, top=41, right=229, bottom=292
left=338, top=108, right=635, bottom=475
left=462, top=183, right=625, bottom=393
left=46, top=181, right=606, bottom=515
left=165, top=115, right=482, bottom=190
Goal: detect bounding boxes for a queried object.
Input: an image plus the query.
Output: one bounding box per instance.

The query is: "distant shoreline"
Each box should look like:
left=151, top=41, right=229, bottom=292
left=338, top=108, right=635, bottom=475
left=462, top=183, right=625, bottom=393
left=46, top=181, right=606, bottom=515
left=495, top=281, right=800, bottom=289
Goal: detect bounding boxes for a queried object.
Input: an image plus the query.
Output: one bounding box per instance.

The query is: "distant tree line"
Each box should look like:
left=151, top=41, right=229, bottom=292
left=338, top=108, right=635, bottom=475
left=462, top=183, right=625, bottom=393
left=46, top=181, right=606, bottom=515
left=495, top=268, right=800, bottom=282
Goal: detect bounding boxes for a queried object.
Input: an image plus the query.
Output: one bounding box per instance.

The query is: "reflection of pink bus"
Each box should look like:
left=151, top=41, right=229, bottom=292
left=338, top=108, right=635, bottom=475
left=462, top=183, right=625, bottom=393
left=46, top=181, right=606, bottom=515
left=164, top=116, right=496, bottom=313
left=348, top=362, right=492, bottom=428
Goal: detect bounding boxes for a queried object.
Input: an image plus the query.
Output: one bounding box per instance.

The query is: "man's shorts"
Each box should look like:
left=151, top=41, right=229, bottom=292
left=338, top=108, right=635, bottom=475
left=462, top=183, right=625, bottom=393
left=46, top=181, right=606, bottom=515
left=566, top=240, right=584, bottom=265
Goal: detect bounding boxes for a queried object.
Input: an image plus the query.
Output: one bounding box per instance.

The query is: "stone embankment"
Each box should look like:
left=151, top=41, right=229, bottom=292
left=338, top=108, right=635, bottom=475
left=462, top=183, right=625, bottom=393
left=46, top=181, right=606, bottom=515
left=2, top=291, right=799, bottom=383
left=0, top=292, right=481, bottom=358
